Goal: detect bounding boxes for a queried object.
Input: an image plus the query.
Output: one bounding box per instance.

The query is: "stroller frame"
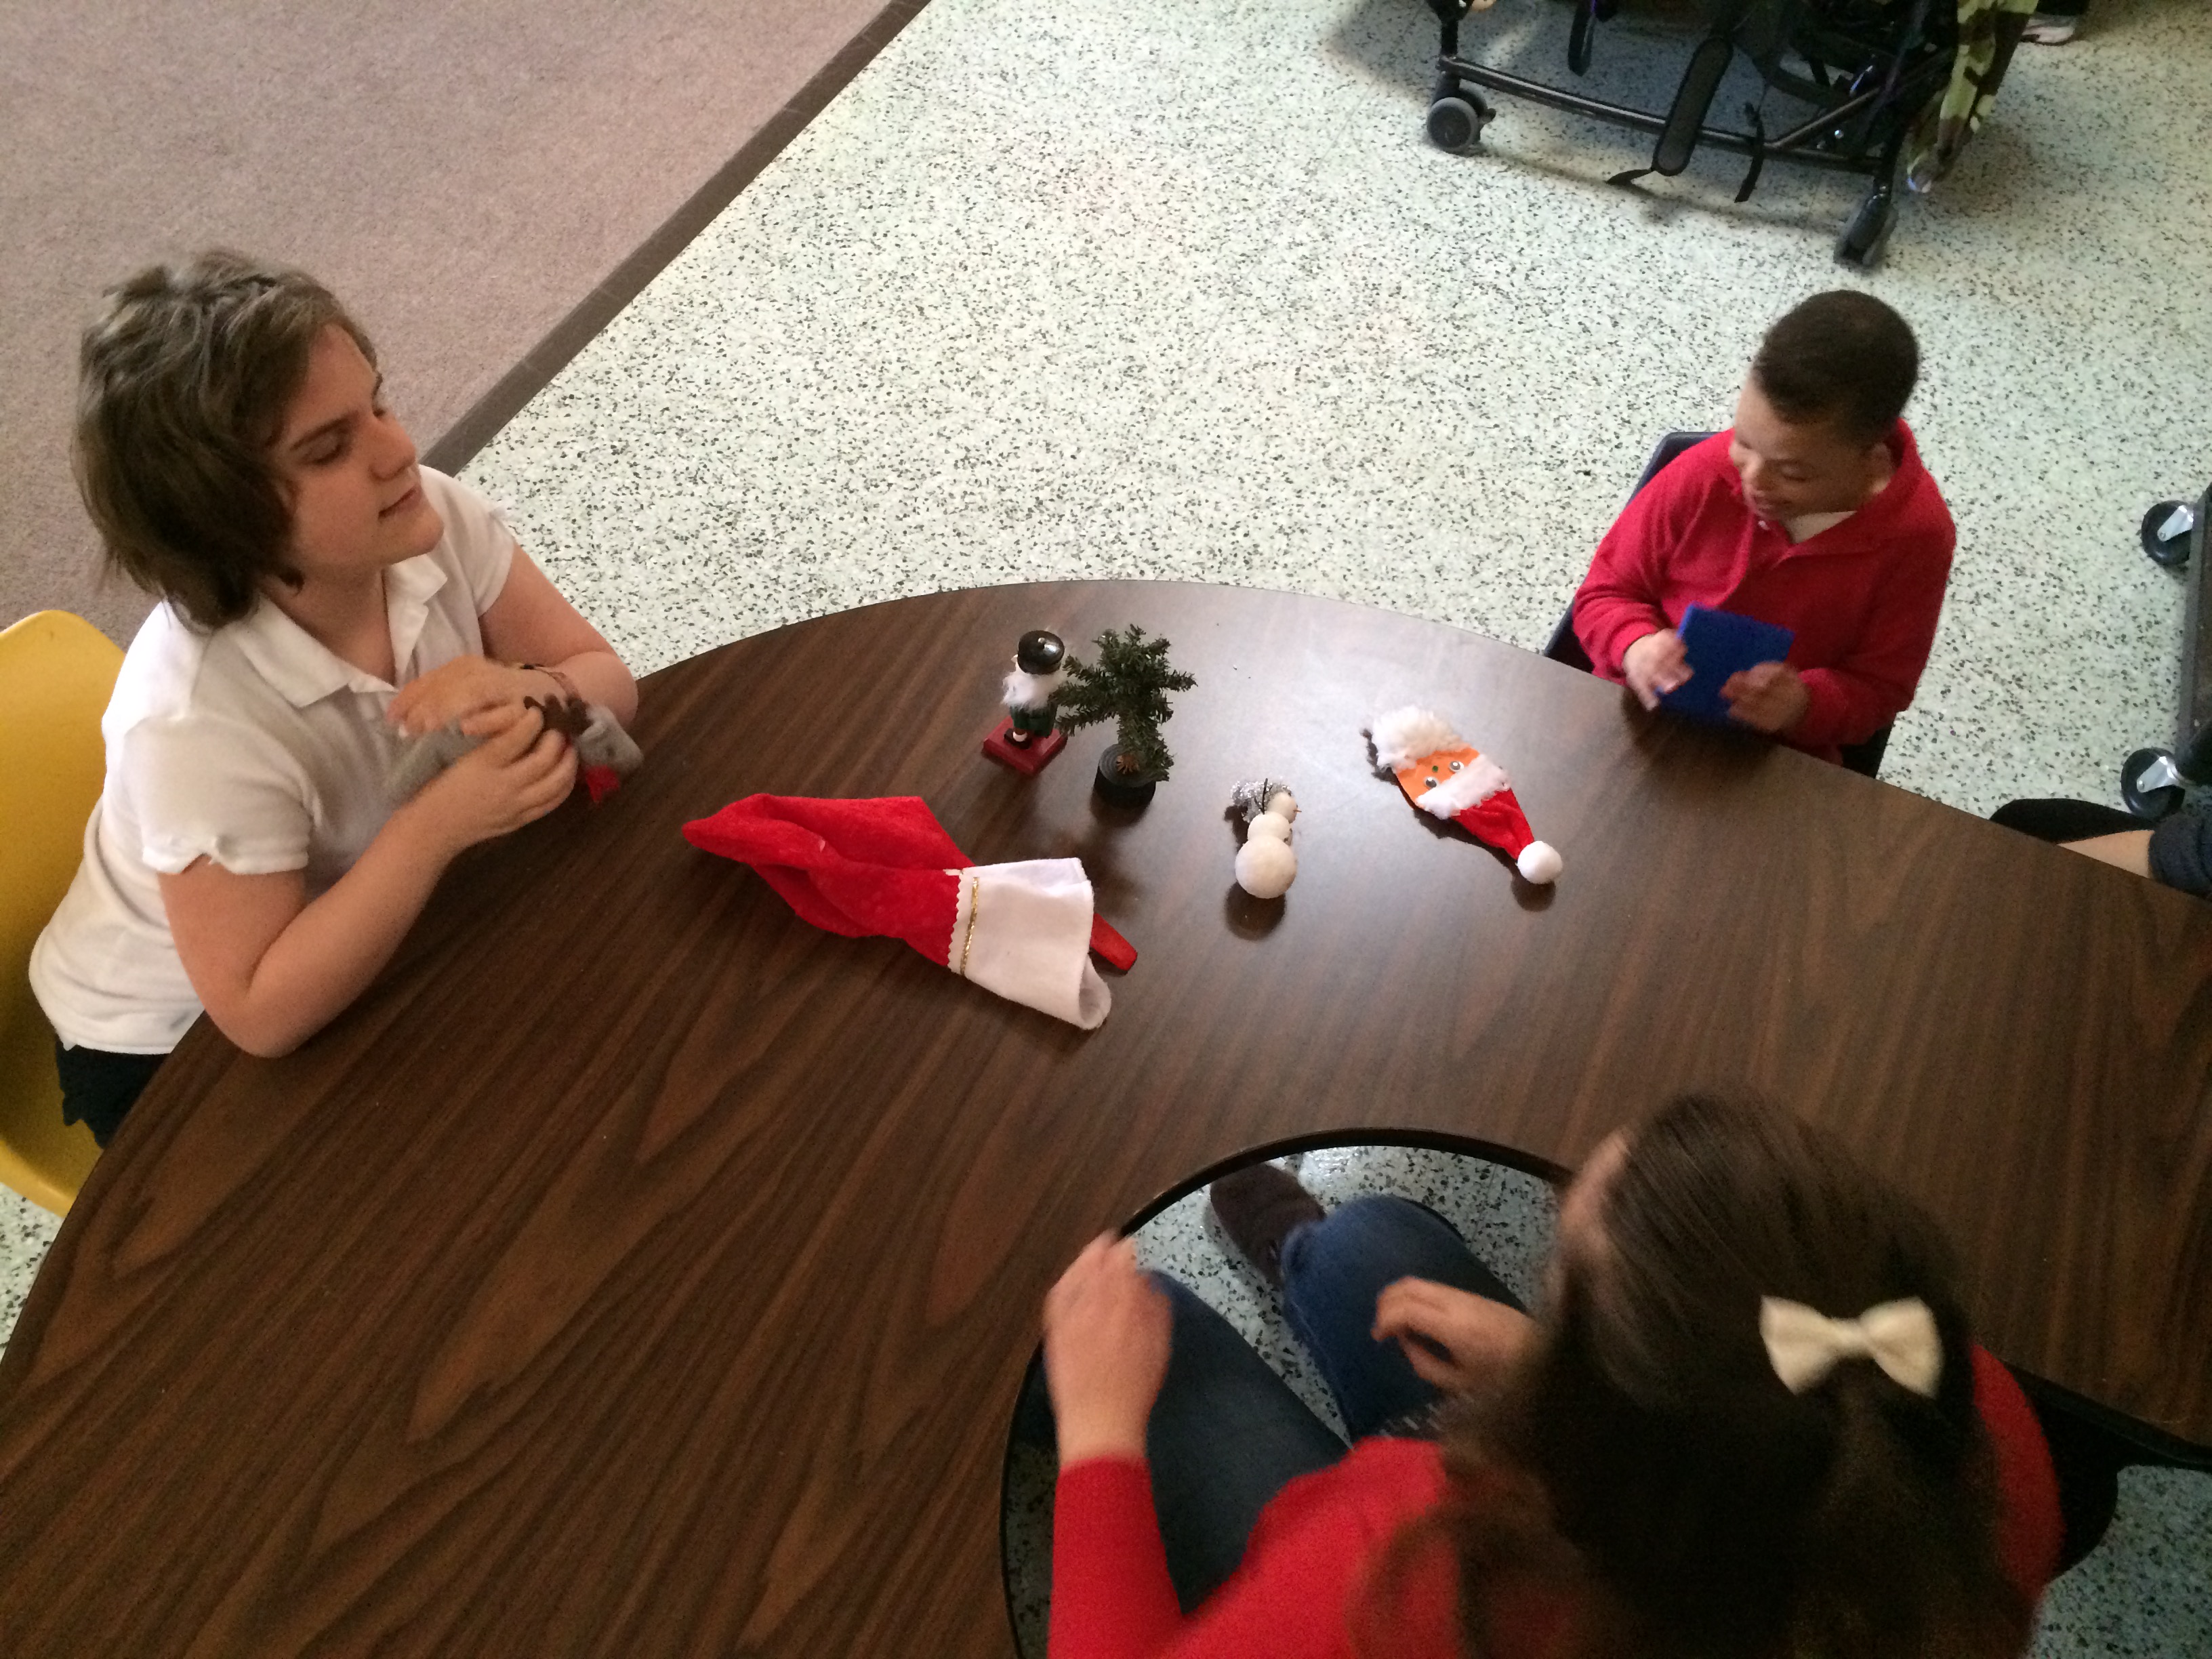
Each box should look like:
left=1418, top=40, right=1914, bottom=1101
left=1422, top=0, right=1959, bottom=266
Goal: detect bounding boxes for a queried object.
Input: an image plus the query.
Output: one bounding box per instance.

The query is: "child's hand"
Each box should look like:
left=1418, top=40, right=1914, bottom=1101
left=1622, top=629, right=1690, bottom=710
left=1721, top=662, right=1810, bottom=734
left=1043, top=1235, right=1172, bottom=1465
left=402, top=703, right=577, bottom=858
left=388, top=655, right=548, bottom=738
left=2061, top=830, right=2154, bottom=878
left=1371, top=1277, right=1534, bottom=1393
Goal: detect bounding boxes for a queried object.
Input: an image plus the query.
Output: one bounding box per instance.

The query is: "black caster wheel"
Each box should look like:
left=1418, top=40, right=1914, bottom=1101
left=1835, top=190, right=1896, bottom=269
left=2141, top=499, right=2194, bottom=568
left=1426, top=96, right=1488, bottom=155
left=2121, top=747, right=2187, bottom=820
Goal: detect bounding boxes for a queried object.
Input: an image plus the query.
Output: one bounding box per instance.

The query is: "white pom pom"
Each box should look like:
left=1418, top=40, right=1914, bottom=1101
left=1265, top=790, right=1298, bottom=823
left=1247, top=811, right=1292, bottom=842
left=1235, top=836, right=1298, bottom=899
left=1516, top=841, right=1562, bottom=884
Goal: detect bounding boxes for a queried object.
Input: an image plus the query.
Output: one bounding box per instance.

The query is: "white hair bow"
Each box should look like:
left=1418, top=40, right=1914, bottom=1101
left=1758, top=1296, right=1942, bottom=1397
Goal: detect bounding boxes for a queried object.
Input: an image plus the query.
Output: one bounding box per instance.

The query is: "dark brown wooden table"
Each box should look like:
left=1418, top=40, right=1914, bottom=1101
left=3, top=581, right=2209, bottom=1658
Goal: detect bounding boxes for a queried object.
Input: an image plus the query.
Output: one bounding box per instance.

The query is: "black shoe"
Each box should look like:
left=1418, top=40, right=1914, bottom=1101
left=1208, top=1162, right=1325, bottom=1288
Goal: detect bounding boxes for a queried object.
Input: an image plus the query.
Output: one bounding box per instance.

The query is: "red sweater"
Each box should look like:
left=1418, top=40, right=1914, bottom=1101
left=1049, top=1349, right=2060, bottom=1659
left=1570, top=425, right=1955, bottom=760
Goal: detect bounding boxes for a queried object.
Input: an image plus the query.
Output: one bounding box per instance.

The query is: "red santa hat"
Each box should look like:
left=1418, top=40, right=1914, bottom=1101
left=1369, top=706, right=1562, bottom=884
left=682, top=795, right=1134, bottom=1029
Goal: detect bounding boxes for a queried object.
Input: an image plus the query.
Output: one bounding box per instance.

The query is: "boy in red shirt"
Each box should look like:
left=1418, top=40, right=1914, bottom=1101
left=1572, top=291, right=1954, bottom=764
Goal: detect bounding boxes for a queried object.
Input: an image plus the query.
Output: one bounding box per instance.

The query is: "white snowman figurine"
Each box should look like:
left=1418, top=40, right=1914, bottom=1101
left=1230, top=777, right=1299, bottom=899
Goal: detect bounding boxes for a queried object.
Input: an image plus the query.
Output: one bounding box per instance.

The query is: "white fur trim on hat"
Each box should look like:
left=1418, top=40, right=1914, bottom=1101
left=1412, top=755, right=1510, bottom=819
left=1370, top=707, right=1464, bottom=771
left=947, top=859, right=1110, bottom=1029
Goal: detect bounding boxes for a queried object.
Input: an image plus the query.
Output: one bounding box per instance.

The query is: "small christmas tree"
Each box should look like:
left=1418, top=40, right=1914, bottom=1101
left=1057, top=625, right=1197, bottom=779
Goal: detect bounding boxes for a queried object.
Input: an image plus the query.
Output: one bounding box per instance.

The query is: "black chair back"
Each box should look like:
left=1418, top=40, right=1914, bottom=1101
left=1542, top=430, right=1713, bottom=672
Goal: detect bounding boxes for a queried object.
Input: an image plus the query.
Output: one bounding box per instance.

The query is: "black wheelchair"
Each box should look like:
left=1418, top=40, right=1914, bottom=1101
left=1422, top=0, right=1978, bottom=267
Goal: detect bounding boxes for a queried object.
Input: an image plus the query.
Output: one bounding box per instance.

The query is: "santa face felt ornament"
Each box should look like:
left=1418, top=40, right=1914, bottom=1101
left=1368, top=707, right=1561, bottom=884
left=682, top=795, right=1135, bottom=1029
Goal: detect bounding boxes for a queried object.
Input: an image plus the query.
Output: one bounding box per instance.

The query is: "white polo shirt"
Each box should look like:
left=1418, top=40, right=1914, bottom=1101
left=30, top=468, right=516, bottom=1054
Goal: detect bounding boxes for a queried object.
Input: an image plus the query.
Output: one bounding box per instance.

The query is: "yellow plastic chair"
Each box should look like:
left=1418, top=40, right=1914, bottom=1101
left=0, top=611, right=121, bottom=1212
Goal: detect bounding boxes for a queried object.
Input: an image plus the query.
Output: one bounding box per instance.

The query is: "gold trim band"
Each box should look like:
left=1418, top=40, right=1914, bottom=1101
left=956, top=869, right=981, bottom=979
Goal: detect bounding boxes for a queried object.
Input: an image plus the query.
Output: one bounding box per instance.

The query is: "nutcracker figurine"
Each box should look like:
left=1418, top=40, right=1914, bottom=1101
left=981, top=630, right=1069, bottom=775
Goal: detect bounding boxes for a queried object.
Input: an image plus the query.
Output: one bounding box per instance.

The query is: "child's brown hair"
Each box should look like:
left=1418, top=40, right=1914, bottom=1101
left=75, top=251, right=377, bottom=628
left=1366, top=1094, right=2027, bottom=1659
left=1751, top=291, right=1920, bottom=447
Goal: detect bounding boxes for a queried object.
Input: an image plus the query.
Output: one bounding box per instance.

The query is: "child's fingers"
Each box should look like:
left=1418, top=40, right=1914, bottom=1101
left=1398, top=1336, right=1461, bottom=1389
left=514, top=743, right=579, bottom=807
left=456, top=700, right=530, bottom=739
left=519, top=761, right=579, bottom=819
left=505, top=747, right=577, bottom=821
left=391, top=680, right=465, bottom=735
left=475, top=705, right=546, bottom=760
left=508, top=728, right=573, bottom=779
left=522, top=732, right=577, bottom=782
left=1046, top=1233, right=1124, bottom=1324
left=1372, top=1278, right=1450, bottom=1341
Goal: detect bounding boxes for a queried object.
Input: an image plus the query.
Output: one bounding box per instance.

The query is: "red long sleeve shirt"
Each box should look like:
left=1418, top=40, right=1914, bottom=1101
left=1049, top=1349, right=2060, bottom=1659
left=1570, top=425, right=1955, bottom=760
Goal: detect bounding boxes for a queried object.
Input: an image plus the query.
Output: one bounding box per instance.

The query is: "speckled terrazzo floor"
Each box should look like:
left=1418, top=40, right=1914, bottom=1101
left=7, top=0, right=2210, bottom=1650
left=0, top=1199, right=60, bottom=1364
left=460, top=0, right=2207, bottom=819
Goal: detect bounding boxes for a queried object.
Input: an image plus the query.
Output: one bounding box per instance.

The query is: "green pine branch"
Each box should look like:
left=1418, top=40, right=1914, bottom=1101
left=1055, top=625, right=1197, bottom=779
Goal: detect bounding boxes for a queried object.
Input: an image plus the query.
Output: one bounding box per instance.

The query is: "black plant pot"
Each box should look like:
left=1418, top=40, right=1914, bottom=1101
left=1092, top=744, right=1160, bottom=808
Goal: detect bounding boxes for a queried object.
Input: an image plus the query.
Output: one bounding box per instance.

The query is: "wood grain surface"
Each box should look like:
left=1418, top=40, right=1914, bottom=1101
left=3, top=581, right=2208, bottom=1657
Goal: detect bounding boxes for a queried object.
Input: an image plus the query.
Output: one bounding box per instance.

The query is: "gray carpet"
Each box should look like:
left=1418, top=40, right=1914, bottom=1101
left=0, top=0, right=909, bottom=644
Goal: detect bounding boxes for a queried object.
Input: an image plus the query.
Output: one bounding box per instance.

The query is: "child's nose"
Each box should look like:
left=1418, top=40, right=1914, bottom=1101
left=373, top=411, right=419, bottom=477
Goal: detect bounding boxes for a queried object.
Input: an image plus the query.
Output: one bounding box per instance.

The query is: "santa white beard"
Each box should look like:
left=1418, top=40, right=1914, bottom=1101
left=1003, top=667, right=1068, bottom=709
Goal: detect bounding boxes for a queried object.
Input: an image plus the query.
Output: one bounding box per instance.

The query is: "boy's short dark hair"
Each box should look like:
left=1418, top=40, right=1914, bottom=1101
left=1749, top=291, right=1919, bottom=447
left=75, top=251, right=377, bottom=628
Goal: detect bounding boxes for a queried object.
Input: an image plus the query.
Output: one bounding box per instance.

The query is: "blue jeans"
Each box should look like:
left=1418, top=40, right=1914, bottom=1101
left=1123, top=1195, right=1523, bottom=1612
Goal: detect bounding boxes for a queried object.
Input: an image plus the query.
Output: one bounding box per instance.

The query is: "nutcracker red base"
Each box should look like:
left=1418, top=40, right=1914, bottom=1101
left=982, top=718, right=1065, bottom=774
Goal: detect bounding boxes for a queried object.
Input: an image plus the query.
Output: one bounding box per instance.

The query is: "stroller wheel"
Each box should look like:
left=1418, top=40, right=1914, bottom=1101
left=1426, top=96, right=1486, bottom=155
left=1835, top=189, right=1895, bottom=269
left=2141, top=500, right=2195, bottom=567
left=2121, top=748, right=2188, bottom=821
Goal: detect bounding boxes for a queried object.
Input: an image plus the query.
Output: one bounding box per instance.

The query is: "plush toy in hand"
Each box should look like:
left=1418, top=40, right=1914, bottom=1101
left=1368, top=706, right=1561, bottom=884
left=388, top=695, right=642, bottom=806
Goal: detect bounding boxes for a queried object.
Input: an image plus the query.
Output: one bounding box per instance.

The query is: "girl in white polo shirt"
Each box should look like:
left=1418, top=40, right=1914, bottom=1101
left=30, top=252, right=638, bottom=1145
